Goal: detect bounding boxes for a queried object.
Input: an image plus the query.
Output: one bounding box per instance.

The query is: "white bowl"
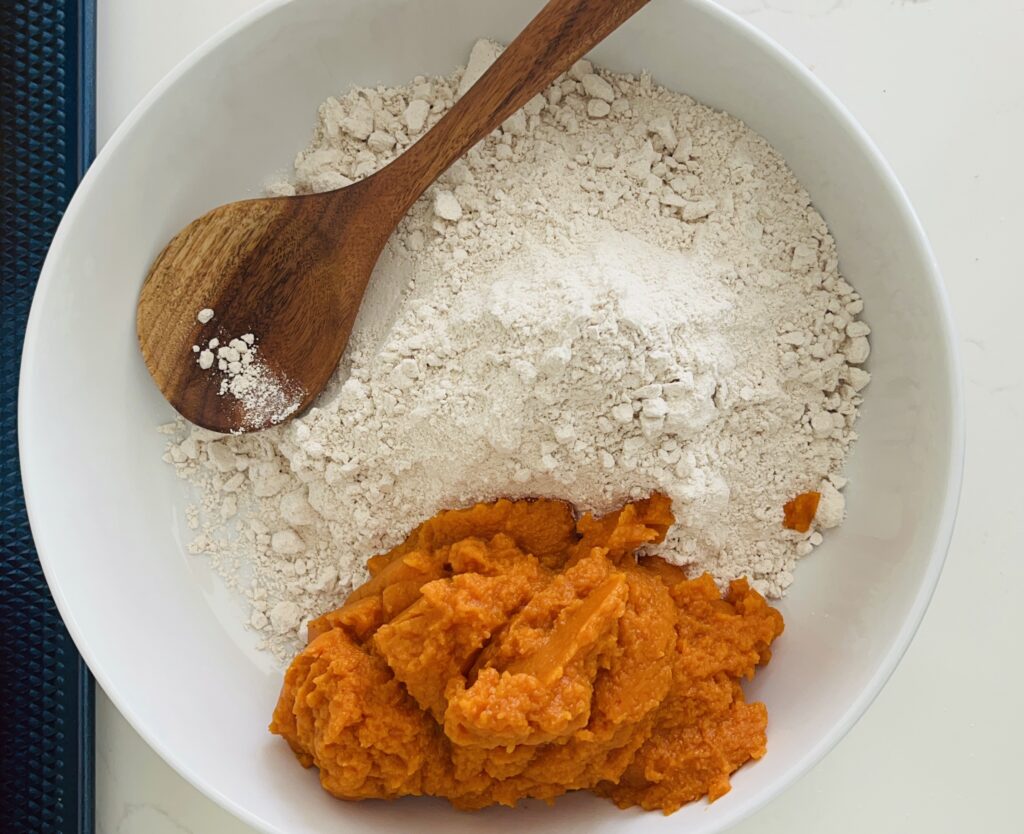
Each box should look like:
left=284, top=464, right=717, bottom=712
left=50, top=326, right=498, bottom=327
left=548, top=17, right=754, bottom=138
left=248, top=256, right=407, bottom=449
left=20, top=0, right=963, bottom=832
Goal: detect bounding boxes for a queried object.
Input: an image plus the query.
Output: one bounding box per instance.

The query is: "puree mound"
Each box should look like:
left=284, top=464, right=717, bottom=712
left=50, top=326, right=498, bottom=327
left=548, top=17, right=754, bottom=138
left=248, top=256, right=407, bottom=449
left=270, top=495, right=784, bottom=813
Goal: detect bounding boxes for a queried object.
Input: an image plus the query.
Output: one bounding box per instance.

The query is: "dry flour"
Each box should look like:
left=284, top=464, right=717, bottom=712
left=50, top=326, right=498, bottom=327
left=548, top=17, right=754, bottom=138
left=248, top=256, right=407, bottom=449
left=164, top=42, right=869, bottom=660
left=192, top=324, right=304, bottom=431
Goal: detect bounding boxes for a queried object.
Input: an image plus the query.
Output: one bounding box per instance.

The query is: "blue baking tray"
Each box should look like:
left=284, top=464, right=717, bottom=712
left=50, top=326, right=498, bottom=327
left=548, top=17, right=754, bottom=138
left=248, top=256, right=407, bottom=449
left=1, top=1, right=97, bottom=831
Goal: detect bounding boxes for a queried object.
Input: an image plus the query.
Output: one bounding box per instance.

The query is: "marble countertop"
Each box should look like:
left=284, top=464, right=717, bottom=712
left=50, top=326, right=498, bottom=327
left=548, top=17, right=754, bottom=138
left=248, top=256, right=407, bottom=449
left=95, top=0, right=1023, bottom=831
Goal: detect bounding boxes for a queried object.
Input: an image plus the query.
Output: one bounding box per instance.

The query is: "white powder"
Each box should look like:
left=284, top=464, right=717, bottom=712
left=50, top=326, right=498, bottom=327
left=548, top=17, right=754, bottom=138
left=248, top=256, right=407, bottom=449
left=166, top=42, right=869, bottom=659
left=191, top=328, right=304, bottom=432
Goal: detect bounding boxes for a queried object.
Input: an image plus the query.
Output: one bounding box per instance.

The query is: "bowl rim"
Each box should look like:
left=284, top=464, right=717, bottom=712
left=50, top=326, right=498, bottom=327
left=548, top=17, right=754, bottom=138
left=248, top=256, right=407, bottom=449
left=19, top=0, right=965, bottom=831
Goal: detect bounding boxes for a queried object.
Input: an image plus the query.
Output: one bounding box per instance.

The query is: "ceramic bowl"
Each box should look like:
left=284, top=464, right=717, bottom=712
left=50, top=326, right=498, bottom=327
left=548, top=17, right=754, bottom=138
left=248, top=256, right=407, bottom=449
left=20, top=0, right=963, bottom=831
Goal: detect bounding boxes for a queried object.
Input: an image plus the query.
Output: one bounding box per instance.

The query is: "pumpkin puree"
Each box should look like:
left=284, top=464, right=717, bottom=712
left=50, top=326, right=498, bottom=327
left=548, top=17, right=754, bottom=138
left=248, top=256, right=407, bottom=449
left=270, top=494, right=784, bottom=813
left=783, top=491, right=821, bottom=533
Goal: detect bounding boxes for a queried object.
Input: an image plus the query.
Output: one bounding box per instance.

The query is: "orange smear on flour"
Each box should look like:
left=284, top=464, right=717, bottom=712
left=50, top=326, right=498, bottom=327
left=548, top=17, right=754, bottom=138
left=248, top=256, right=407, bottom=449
left=783, top=491, right=821, bottom=533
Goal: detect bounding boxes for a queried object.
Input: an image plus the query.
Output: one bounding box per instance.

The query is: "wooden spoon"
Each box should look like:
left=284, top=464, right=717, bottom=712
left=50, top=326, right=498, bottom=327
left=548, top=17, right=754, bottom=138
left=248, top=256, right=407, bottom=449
left=137, top=0, right=651, bottom=433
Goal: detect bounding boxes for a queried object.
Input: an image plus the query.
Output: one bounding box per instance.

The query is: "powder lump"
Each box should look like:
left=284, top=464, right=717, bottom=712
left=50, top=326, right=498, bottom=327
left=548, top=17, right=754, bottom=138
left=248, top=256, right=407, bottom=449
left=191, top=329, right=304, bottom=432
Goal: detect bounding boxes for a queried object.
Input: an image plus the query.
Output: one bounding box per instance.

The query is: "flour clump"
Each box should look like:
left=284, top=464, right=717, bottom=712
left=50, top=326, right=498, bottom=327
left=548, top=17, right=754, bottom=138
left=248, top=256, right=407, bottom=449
left=191, top=328, right=303, bottom=432
left=166, top=41, right=870, bottom=659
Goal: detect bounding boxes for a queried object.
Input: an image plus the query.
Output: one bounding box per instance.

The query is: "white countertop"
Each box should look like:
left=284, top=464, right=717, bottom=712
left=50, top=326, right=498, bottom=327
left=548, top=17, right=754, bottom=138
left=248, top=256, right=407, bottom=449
left=94, top=1, right=1023, bottom=831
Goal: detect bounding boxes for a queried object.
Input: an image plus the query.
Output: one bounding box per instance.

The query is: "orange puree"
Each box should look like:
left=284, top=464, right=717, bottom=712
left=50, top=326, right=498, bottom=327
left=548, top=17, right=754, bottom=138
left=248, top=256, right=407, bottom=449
left=783, top=491, right=821, bottom=533
left=270, top=494, right=784, bottom=814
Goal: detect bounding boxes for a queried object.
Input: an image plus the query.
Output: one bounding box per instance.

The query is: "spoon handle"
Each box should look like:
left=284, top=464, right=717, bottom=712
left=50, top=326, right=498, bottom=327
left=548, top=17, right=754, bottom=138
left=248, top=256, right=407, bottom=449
left=375, top=0, right=651, bottom=213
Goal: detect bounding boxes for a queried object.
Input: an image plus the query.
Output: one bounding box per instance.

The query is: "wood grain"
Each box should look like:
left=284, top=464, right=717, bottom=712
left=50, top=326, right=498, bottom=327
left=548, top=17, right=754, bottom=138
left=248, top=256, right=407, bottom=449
left=137, top=0, right=651, bottom=433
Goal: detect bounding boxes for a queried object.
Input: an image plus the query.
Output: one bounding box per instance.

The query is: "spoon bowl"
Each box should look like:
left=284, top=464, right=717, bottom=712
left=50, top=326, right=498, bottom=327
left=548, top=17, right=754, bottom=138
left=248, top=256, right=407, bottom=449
left=137, top=182, right=387, bottom=432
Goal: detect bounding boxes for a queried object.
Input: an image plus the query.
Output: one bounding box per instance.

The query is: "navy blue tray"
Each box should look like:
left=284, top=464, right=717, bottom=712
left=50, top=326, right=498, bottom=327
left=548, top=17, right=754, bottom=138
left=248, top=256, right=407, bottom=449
left=1, top=1, right=97, bottom=831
